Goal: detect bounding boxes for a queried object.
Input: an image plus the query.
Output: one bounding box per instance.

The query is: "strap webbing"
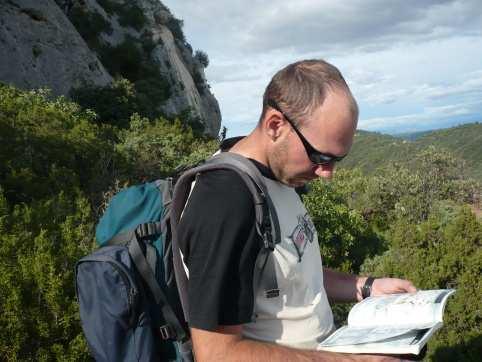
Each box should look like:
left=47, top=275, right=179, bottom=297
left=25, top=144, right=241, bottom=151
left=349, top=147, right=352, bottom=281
left=170, top=152, right=281, bottom=323
left=106, top=222, right=163, bottom=246
left=128, top=236, right=186, bottom=341
left=210, top=153, right=282, bottom=247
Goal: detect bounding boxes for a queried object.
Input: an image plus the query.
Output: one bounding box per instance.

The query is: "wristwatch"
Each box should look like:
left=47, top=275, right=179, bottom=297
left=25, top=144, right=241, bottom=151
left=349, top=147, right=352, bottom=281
left=361, top=276, right=376, bottom=299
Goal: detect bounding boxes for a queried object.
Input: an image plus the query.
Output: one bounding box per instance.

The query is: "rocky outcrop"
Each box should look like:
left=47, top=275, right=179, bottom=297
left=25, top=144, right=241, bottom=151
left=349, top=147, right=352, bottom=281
left=0, top=0, right=112, bottom=97
left=0, top=0, right=221, bottom=137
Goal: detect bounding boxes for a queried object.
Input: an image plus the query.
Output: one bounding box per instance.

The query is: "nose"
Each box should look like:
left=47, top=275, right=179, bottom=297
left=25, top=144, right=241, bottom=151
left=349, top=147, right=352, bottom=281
left=314, top=163, right=335, bottom=179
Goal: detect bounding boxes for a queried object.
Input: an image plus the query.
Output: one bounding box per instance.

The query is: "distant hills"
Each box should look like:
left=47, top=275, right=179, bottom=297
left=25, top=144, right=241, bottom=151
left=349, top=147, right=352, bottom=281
left=342, top=123, right=482, bottom=182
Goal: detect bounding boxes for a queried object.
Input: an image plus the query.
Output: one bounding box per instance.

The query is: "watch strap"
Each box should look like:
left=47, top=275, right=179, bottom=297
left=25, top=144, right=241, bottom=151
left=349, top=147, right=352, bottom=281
left=361, top=276, right=375, bottom=299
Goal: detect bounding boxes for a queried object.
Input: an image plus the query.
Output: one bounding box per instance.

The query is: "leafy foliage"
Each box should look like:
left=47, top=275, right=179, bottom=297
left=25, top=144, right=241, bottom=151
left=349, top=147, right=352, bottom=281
left=97, top=0, right=147, bottom=31
left=194, top=50, right=209, bottom=68
left=0, top=85, right=115, bottom=205
left=68, top=5, right=112, bottom=49
left=72, top=33, right=172, bottom=128
left=116, top=114, right=217, bottom=181
left=0, top=189, right=94, bottom=360
left=304, top=169, right=383, bottom=274
left=361, top=206, right=481, bottom=361
left=71, top=78, right=139, bottom=129
left=115, top=3, right=147, bottom=31
left=166, top=17, right=186, bottom=42
left=0, top=84, right=218, bottom=360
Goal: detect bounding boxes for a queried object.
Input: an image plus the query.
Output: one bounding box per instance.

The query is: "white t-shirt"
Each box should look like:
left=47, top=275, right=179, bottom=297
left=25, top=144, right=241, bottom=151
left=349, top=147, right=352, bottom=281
left=243, top=177, right=335, bottom=349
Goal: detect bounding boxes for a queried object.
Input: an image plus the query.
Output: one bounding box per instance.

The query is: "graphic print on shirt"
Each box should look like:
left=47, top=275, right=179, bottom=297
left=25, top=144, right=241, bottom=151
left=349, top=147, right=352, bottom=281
left=289, top=213, right=316, bottom=261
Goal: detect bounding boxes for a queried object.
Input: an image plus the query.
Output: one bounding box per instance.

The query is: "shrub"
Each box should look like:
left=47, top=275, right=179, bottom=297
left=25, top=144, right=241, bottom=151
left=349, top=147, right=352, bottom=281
left=361, top=207, right=482, bottom=361
left=116, top=3, right=147, bottom=31
left=98, top=38, right=143, bottom=81
left=0, top=190, right=94, bottom=360
left=194, top=50, right=209, bottom=68
left=304, top=169, right=384, bottom=274
left=166, top=17, right=185, bottom=42
left=68, top=5, right=112, bottom=49
left=97, top=0, right=117, bottom=15
left=97, top=39, right=171, bottom=113
left=71, top=77, right=139, bottom=129
left=115, top=114, right=217, bottom=181
left=0, top=85, right=116, bottom=205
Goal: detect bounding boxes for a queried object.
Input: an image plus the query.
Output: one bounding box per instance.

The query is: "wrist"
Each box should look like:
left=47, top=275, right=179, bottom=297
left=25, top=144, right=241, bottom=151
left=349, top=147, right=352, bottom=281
left=355, top=276, right=367, bottom=301
left=356, top=276, right=376, bottom=301
left=361, top=276, right=376, bottom=300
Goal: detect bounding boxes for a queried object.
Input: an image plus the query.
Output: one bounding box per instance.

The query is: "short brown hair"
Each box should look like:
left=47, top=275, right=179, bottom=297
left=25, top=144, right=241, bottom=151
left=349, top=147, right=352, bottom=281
left=260, top=59, right=358, bottom=127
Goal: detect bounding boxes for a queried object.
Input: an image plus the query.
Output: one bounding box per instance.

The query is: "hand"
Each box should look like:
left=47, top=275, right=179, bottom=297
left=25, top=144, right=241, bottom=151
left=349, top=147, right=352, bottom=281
left=371, top=278, right=417, bottom=297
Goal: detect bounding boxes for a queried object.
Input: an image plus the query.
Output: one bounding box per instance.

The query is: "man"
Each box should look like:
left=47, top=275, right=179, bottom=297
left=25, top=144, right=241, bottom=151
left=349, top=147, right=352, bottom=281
left=178, top=59, right=416, bottom=361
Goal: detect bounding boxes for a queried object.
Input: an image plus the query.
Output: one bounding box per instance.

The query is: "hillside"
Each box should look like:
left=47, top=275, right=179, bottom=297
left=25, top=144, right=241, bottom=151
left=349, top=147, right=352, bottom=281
left=340, top=130, right=421, bottom=173
left=415, top=123, right=482, bottom=181
left=342, top=123, right=482, bottom=182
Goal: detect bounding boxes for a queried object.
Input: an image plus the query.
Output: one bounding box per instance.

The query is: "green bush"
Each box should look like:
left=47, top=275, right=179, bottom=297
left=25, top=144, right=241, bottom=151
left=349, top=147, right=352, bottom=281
left=98, top=38, right=143, bottom=81
left=116, top=3, right=147, bottom=31
left=194, top=50, right=209, bottom=68
left=0, top=189, right=94, bottom=360
left=361, top=148, right=478, bottom=229
left=97, top=0, right=117, bottom=15
left=362, top=206, right=482, bottom=361
left=96, top=0, right=146, bottom=31
left=115, top=113, right=217, bottom=181
left=0, top=85, right=116, bottom=205
left=68, top=5, right=112, bottom=49
left=304, top=169, right=384, bottom=274
left=166, top=17, right=186, bottom=42
left=97, top=39, right=171, bottom=114
left=71, top=77, right=139, bottom=129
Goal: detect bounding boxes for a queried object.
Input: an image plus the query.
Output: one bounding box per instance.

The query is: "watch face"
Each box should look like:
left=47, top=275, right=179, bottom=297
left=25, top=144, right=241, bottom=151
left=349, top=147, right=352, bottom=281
left=362, top=277, right=375, bottom=299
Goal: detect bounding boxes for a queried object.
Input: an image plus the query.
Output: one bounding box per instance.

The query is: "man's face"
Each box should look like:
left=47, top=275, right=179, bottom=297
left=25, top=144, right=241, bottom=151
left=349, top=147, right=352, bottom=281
left=268, top=90, right=356, bottom=187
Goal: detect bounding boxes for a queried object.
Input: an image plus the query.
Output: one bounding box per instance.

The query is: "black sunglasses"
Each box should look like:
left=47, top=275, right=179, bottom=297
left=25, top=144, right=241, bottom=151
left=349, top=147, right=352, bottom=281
left=267, top=100, right=347, bottom=165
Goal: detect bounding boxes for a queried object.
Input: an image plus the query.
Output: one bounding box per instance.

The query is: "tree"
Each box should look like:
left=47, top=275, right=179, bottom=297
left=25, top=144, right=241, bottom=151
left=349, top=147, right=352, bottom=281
left=194, top=50, right=209, bottom=68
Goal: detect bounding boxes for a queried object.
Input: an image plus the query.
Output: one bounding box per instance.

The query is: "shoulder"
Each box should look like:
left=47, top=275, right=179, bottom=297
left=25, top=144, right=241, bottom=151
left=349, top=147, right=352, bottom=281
left=178, top=168, right=257, bottom=255
left=185, top=168, right=255, bottom=212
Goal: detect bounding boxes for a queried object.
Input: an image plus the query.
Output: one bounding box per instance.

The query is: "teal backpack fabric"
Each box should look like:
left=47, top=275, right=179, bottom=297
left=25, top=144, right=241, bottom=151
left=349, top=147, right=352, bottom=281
left=95, top=180, right=170, bottom=282
left=76, top=178, right=189, bottom=362
left=96, top=181, right=164, bottom=246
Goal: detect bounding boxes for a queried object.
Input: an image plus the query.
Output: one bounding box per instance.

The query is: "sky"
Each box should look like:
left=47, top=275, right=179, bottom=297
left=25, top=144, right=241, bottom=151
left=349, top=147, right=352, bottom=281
left=161, top=0, right=482, bottom=137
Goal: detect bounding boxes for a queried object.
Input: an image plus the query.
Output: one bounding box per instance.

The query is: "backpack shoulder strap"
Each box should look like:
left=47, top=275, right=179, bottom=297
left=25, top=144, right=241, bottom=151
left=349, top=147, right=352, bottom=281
left=169, top=152, right=281, bottom=323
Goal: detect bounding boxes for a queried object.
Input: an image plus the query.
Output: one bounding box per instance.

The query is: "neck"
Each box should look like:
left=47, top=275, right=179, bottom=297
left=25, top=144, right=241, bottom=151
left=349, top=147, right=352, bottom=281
left=228, top=129, right=269, bottom=167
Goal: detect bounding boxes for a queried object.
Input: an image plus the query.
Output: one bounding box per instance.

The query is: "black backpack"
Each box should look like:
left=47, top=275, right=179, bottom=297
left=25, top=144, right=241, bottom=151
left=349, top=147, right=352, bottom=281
left=75, top=152, right=281, bottom=361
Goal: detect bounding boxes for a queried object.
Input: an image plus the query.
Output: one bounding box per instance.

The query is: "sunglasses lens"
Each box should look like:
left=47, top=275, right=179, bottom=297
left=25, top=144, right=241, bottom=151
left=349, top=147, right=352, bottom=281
left=310, top=154, right=332, bottom=165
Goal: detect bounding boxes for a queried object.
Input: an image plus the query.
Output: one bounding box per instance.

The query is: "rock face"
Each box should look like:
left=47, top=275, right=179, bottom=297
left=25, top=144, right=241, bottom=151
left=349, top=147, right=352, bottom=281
left=0, top=0, right=221, bottom=137
left=0, top=0, right=112, bottom=97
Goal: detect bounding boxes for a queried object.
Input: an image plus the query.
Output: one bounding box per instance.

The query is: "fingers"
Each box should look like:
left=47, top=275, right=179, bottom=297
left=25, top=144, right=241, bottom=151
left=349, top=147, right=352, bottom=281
left=403, top=280, right=417, bottom=293
left=372, top=278, right=418, bottom=296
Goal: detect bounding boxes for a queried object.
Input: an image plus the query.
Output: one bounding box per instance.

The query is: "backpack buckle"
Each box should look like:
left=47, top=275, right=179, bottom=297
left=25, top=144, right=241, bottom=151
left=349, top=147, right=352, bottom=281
left=136, top=222, right=161, bottom=240
left=262, top=230, right=275, bottom=251
left=159, top=324, right=176, bottom=340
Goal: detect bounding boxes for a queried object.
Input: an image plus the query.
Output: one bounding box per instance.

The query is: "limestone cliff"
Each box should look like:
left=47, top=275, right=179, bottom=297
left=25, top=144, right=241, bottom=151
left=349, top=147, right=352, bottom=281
left=0, top=0, right=112, bottom=97
left=0, top=0, right=221, bottom=137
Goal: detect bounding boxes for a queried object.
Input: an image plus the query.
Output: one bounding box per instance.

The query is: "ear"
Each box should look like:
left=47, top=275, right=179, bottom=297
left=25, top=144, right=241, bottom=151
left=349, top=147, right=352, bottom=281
left=263, top=109, right=287, bottom=141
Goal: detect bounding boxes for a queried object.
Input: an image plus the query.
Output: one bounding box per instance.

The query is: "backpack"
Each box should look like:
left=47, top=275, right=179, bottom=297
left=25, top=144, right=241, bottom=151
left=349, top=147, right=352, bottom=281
left=75, top=152, right=281, bottom=362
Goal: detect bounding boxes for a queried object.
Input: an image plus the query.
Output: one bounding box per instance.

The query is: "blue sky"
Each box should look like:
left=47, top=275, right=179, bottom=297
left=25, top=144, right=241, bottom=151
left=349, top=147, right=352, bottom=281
left=162, top=0, right=482, bottom=137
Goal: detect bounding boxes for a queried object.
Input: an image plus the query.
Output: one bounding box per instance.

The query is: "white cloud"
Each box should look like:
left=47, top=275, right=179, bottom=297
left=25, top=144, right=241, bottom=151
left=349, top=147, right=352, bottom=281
left=161, top=0, right=482, bottom=136
left=360, top=99, right=482, bottom=133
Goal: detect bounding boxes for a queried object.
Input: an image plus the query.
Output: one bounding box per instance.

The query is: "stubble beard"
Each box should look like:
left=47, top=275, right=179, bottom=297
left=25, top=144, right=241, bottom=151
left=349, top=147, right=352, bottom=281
left=269, top=139, right=303, bottom=188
